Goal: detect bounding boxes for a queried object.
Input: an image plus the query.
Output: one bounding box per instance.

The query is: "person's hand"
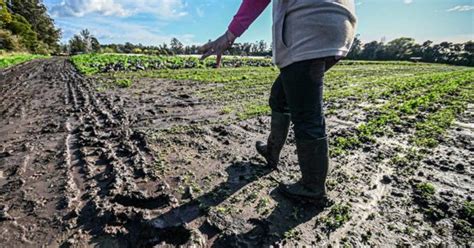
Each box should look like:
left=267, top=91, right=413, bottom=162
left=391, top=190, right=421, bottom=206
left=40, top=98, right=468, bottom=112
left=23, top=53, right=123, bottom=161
left=200, top=30, right=236, bottom=68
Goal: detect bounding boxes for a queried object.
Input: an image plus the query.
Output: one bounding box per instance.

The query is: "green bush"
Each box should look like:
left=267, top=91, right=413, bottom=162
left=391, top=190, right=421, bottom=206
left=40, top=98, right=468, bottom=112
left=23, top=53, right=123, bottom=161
left=34, top=41, right=50, bottom=55
left=0, top=0, right=12, bottom=28
left=0, top=29, right=24, bottom=51
left=7, top=14, right=38, bottom=52
left=101, top=47, right=115, bottom=54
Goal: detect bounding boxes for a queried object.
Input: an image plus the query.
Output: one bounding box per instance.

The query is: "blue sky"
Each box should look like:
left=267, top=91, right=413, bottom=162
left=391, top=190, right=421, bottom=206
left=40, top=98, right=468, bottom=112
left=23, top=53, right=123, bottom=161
left=44, top=0, right=474, bottom=45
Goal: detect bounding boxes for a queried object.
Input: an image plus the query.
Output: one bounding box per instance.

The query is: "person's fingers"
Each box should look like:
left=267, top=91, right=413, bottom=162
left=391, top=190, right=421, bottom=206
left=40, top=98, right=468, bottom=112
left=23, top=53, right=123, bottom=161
left=200, top=48, right=215, bottom=60
left=216, top=54, right=222, bottom=68
left=200, top=52, right=210, bottom=61
left=199, top=42, right=212, bottom=54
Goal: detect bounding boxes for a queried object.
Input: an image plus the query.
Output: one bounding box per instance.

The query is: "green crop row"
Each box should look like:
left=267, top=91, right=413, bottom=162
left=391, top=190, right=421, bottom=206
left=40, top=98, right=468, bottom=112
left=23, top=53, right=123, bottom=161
left=70, top=53, right=458, bottom=76
left=110, top=62, right=461, bottom=104
left=345, top=70, right=474, bottom=151
left=326, top=69, right=473, bottom=156
left=70, top=54, right=274, bottom=75
left=116, top=62, right=467, bottom=123
left=0, top=53, right=49, bottom=69
left=413, top=76, right=473, bottom=147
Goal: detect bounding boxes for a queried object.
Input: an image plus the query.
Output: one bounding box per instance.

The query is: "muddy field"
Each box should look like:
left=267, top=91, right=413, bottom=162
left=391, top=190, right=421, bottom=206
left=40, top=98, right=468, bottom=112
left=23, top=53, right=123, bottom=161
left=0, top=57, right=472, bottom=247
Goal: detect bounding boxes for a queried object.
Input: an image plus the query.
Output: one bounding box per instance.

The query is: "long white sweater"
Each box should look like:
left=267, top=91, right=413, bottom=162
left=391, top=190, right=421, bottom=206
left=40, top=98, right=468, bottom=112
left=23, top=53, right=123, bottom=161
left=272, top=0, right=357, bottom=68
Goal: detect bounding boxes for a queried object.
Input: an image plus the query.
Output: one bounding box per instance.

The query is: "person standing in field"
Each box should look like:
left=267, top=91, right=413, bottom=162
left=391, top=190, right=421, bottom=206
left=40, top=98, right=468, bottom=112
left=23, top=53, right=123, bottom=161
left=201, top=0, right=357, bottom=204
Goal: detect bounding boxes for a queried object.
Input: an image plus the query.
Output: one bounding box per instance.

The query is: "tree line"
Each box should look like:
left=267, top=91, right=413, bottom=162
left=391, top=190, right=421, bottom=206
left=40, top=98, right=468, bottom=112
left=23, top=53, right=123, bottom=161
left=63, top=29, right=101, bottom=55
left=347, top=36, right=473, bottom=66
left=85, top=38, right=272, bottom=57
left=0, top=0, right=60, bottom=54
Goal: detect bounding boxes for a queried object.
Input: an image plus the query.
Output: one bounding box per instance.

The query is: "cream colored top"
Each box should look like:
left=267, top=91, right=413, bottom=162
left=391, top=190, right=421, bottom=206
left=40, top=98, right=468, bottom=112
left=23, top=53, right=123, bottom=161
left=272, top=0, right=357, bottom=68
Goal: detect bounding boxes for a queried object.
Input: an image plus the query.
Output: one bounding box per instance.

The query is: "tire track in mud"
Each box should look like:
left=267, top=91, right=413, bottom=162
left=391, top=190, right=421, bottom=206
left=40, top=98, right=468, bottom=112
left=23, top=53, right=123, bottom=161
left=0, top=58, right=175, bottom=247
left=1, top=58, right=74, bottom=246
left=54, top=60, right=171, bottom=246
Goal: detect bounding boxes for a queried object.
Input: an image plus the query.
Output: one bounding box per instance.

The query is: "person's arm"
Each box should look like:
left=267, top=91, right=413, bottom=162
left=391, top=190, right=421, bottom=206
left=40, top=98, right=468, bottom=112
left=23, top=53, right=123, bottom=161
left=228, top=0, right=271, bottom=38
left=200, top=0, right=271, bottom=67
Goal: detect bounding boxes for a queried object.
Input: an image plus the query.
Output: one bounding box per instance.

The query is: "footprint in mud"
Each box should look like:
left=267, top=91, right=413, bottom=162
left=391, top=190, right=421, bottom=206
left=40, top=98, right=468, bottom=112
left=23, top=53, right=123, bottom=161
left=178, top=94, right=191, bottom=99
left=140, top=222, right=194, bottom=246
left=112, top=191, right=171, bottom=210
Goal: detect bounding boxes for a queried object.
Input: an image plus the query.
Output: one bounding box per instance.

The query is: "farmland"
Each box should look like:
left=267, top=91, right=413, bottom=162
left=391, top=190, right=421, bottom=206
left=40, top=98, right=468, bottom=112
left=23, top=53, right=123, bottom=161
left=0, top=53, right=49, bottom=69
left=0, top=55, right=473, bottom=247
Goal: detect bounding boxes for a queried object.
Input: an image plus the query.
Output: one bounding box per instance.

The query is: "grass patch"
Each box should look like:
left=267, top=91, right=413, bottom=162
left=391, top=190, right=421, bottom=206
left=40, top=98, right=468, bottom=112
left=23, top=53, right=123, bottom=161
left=415, top=182, right=436, bottom=197
left=115, top=78, right=133, bottom=88
left=322, top=203, right=352, bottom=231
left=0, top=53, right=49, bottom=69
left=283, top=228, right=301, bottom=240
left=237, top=103, right=270, bottom=120
left=460, top=201, right=474, bottom=221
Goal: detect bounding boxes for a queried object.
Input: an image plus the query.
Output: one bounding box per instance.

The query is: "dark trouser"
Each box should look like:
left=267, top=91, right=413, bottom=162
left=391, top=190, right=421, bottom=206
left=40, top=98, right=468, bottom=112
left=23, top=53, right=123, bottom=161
left=269, top=57, right=339, bottom=140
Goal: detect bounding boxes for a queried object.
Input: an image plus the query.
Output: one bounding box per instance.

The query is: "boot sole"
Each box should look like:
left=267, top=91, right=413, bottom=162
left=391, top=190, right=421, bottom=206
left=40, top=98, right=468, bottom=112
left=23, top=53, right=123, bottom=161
left=278, top=184, right=332, bottom=207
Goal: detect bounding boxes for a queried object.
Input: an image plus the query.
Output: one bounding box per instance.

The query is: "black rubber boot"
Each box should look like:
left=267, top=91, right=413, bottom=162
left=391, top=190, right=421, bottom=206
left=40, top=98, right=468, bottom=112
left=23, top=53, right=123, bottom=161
left=279, top=137, right=330, bottom=203
left=256, top=111, right=291, bottom=169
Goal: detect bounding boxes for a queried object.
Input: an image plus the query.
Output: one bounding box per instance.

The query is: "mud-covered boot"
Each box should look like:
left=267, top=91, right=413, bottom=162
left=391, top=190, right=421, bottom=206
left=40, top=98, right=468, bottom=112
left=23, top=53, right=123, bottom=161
left=279, top=137, right=330, bottom=204
left=256, top=111, right=291, bottom=169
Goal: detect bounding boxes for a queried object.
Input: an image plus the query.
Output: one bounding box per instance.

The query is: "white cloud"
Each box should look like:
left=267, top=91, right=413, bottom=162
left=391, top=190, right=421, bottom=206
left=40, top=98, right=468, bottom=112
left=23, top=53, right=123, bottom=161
left=447, top=5, right=474, bottom=12
left=51, top=0, right=128, bottom=17
left=51, top=0, right=188, bottom=19
left=128, top=0, right=188, bottom=19
left=196, top=7, right=204, bottom=18
left=56, top=15, right=195, bottom=45
left=404, top=0, right=413, bottom=4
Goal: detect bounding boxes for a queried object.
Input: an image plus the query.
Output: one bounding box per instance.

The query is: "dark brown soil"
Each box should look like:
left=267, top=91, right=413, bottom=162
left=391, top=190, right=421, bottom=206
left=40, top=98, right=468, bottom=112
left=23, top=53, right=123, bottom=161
left=0, top=58, right=472, bottom=247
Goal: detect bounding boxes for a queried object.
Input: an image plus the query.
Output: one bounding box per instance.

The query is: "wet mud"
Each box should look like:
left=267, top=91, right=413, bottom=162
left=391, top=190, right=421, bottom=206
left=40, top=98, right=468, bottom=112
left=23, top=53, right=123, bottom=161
left=0, top=58, right=472, bottom=247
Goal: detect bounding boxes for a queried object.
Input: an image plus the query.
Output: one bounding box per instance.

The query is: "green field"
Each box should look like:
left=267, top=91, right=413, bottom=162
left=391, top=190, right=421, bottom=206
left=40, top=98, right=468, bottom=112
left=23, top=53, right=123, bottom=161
left=71, top=53, right=273, bottom=75
left=0, top=53, right=49, bottom=69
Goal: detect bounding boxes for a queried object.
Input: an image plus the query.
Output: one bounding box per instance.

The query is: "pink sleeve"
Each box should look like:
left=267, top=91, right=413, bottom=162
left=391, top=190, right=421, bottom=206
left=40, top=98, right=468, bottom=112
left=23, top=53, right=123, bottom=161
left=228, top=0, right=271, bottom=37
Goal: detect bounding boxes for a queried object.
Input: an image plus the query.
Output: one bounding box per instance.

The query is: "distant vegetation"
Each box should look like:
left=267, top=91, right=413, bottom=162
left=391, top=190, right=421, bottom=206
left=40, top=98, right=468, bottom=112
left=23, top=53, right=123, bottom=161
left=347, top=36, right=473, bottom=67
left=0, top=0, right=60, bottom=54
left=92, top=36, right=473, bottom=67
left=71, top=53, right=273, bottom=75
left=66, top=29, right=101, bottom=55
left=96, top=38, right=272, bottom=57
left=0, top=53, right=48, bottom=68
